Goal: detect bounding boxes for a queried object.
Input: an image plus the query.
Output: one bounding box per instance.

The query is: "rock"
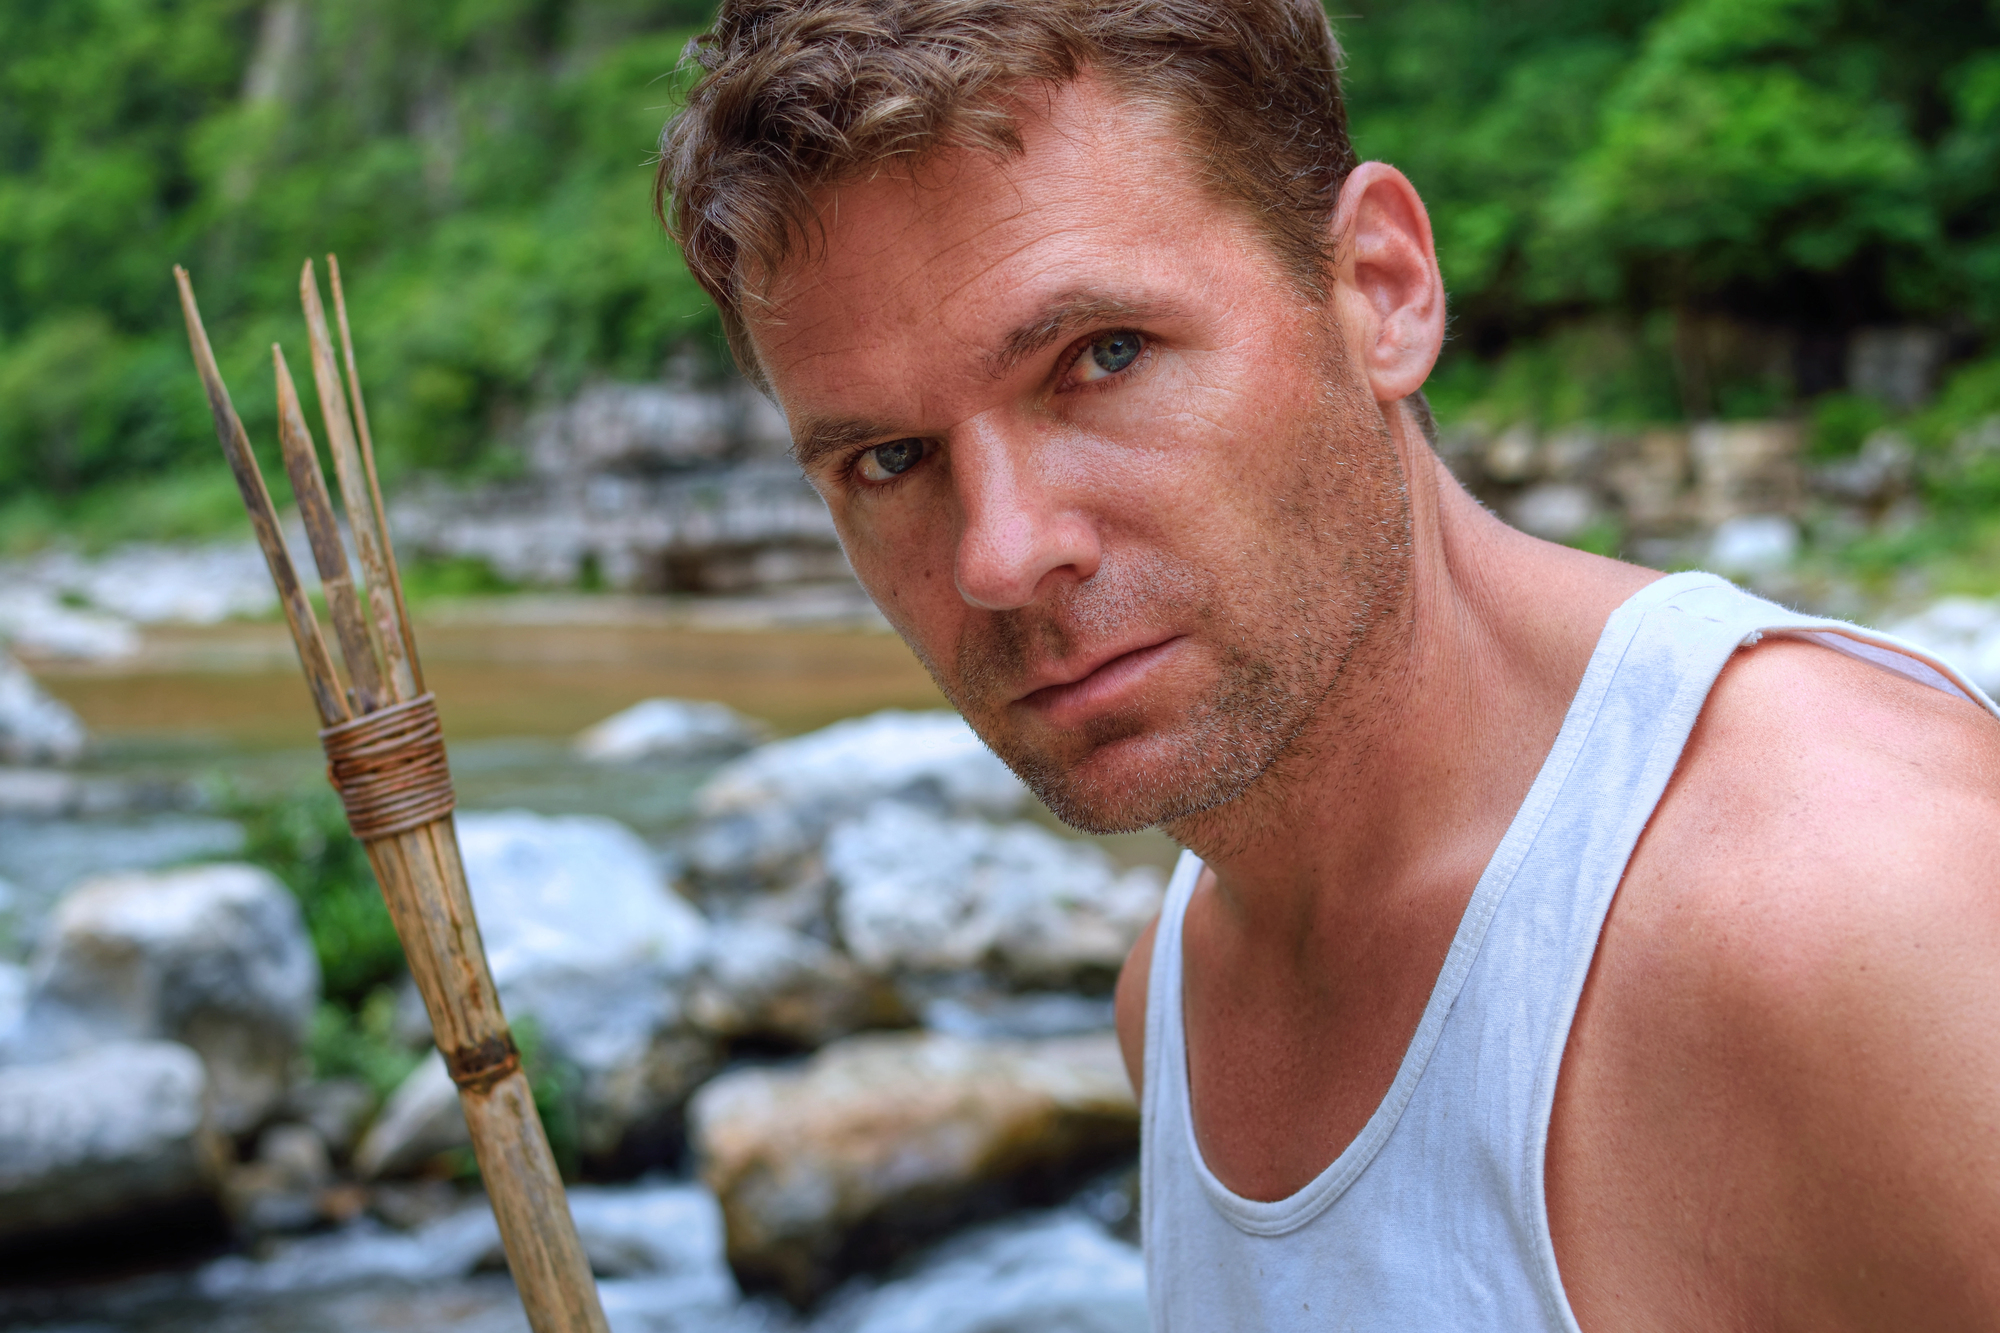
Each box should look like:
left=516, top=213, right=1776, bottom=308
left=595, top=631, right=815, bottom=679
left=0, top=587, right=138, bottom=661
left=0, top=652, right=86, bottom=765
left=1602, top=429, right=1692, bottom=535
left=1886, top=597, right=2000, bottom=694
left=505, top=963, right=720, bottom=1168
left=353, top=1050, right=465, bottom=1180
left=71, top=541, right=280, bottom=625
left=0, top=813, right=247, bottom=956
left=689, top=920, right=908, bottom=1047
left=690, top=1029, right=1138, bottom=1305
left=575, top=698, right=769, bottom=763
left=527, top=383, right=742, bottom=475
left=822, top=1211, right=1147, bottom=1333
left=225, top=1121, right=336, bottom=1234
left=0, top=766, right=196, bottom=818
left=689, top=711, right=1028, bottom=883
left=1510, top=482, right=1599, bottom=541
left=1482, top=424, right=1538, bottom=483
left=1708, top=514, right=1799, bottom=576
left=0, top=960, right=23, bottom=1034
left=0, top=1041, right=224, bottom=1244
left=825, top=802, right=1163, bottom=989
left=456, top=811, right=708, bottom=986
left=11, top=863, right=319, bottom=1134
left=1691, top=421, right=1802, bottom=528
left=1848, top=326, right=1947, bottom=410
left=919, top=991, right=1116, bottom=1041
left=1539, top=427, right=1605, bottom=482
left=286, top=1077, right=378, bottom=1161
left=430, top=812, right=720, bottom=1167
left=1810, top=430, right=1916, bottom=508
left=393, top=460, right=840, bottom=591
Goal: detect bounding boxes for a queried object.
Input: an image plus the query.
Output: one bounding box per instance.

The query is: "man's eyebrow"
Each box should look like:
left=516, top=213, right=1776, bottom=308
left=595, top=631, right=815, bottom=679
left=792, top=414, right=902, bottom=472
left=791, top=292, right=1177, bottom=471
left=987, top=291, right=1177, bottom=379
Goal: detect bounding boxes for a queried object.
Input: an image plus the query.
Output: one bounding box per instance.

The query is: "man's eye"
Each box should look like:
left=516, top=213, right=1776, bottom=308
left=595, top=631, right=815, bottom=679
left=1070, top=330, right=1144, bottom=384
left=857, top=438, right=928, bottom=483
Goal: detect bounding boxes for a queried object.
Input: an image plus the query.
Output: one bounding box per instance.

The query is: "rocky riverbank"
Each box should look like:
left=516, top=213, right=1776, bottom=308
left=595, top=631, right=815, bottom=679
left=0, top=702, right=1158, bottom=1328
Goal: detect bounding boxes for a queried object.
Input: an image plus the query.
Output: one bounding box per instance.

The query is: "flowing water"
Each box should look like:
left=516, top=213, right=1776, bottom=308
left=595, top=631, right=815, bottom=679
left=5, top=593, right=1162, bottom=1330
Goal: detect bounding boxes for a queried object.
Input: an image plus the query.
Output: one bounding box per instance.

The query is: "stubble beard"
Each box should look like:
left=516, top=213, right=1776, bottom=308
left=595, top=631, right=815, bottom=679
left=918, top=366, right=1415, bottom=838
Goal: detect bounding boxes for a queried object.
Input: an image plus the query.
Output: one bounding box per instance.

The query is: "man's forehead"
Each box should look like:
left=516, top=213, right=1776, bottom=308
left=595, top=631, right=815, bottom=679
left=748, top=79, right=1232, bottom=384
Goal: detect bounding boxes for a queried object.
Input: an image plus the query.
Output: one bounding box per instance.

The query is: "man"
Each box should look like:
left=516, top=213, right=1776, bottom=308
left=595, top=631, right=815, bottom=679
left=658, top=1, right=2000, bottom=1326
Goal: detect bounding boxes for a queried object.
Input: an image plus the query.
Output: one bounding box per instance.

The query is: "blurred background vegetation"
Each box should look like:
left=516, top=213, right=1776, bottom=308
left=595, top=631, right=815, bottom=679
left=1, top=0, right=1998, bottom=550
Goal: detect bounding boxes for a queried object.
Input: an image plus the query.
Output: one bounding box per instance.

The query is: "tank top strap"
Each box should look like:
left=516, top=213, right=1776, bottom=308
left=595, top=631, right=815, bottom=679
left=1141, top=846, right=1204, bottom=1153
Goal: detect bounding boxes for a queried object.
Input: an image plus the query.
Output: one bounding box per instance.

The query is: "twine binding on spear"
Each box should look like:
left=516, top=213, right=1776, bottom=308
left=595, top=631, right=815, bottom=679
left=172, top=259, right=609, bottom=1333
left=321, top=693, right=456, bottom=840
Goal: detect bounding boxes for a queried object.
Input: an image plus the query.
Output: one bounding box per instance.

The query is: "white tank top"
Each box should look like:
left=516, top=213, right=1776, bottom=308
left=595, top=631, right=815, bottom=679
left=1141, top=572, right=2000, bottom=1331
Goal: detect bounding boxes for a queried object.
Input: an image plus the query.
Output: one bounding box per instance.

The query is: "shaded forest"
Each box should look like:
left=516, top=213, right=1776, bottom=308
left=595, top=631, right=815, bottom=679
left=2, top=0, right=1997, bottom=546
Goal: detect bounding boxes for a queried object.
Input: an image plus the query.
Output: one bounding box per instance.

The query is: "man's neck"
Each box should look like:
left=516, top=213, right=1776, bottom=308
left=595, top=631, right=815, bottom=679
left=1167, top=411, right=1657, bottom=950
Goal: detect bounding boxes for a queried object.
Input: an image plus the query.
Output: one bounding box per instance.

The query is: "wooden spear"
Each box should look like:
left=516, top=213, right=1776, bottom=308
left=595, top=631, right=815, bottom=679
left=174, top=264, right=609, bottom=1333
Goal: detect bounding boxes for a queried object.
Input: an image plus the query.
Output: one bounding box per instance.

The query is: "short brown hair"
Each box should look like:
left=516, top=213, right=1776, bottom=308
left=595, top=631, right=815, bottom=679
left=657, top=0, right=1356, bottom=383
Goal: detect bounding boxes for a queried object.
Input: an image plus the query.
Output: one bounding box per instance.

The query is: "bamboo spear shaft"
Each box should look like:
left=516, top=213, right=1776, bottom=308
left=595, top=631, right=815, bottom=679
left=299, top=261, right=416, bottom=702
left=328, top=254, right=424, bottom=693
left=273, top=350, right=388, bottom=714
left=174, top=266, right=609, bottom=1333
left=174, top=268, right=348, bottom=728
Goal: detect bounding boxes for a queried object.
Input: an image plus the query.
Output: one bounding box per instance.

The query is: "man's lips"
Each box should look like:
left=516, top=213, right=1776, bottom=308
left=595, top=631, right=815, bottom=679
left=1016, top=635, right=1184, bottom=726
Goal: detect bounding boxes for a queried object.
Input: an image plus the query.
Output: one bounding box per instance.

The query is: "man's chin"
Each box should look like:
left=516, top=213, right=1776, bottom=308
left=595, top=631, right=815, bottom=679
left=987, top=719, right=1234, bottom=836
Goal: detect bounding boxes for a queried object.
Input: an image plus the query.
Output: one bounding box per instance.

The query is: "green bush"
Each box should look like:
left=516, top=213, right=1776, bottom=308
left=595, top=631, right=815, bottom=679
left=308, top=986, right=422, bottom=1099
left=226, top=783, right=404, bottom=1007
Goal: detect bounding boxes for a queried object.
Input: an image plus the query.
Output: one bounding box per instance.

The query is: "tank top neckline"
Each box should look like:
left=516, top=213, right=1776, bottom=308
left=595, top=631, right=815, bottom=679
left=1160, top=569, right=1707, bottom=1237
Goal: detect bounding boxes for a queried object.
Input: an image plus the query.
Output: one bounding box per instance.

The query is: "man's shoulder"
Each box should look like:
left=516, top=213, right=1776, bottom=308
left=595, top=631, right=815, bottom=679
left=1617, top=632, right=2000, bottom=1017
left=1561, top=635, right=2000, bottom=1325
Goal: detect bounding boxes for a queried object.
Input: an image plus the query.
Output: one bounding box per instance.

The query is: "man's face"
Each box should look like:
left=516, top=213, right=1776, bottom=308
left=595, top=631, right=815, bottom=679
left=751, top=77, right=1411, bottom=834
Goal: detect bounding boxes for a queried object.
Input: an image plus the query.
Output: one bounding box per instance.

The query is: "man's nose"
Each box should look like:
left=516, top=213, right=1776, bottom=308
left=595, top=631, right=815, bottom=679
left=950, top=419, right=1101, bottom=611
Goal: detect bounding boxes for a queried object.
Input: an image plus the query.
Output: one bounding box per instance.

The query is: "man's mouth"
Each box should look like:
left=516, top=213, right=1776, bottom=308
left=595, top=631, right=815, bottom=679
left=1016, top=635, right=1184, bottom=728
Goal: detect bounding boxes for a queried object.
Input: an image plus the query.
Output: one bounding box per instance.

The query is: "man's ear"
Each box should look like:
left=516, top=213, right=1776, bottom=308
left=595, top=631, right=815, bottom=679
left=1327, top=163, right=1445, bottom=406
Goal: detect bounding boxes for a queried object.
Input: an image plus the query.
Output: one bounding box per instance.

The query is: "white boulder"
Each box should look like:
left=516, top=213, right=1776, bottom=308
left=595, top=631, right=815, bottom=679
left=0, top=1041, right=223, bottom=1242
left=456, top=810, right=708, bottom=986
left=441, top=812, right=719, bottom=1164
left=12, top=863, right=319, bottom=1134
left=0, top=586, right=137, bottom=661
left=689, top=919, right=905, bottom=1046
left=351, top=1050, right=464, bottom=1180
left=0, top=651, right=86, bottom=764
left=826, top=802, right=1163, bottom=986
left=1709, top=514, right=1799, bottom=575
left=689, top=711, right=1027, bottom=882
left=70, top=541, right=279, bottom=625
left=576, top=698, right=768, bottom=763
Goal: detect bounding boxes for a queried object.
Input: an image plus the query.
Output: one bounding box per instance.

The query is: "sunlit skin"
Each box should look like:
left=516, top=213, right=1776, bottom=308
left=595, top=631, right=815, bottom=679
left=748, top=75, right=2000, bottom=1332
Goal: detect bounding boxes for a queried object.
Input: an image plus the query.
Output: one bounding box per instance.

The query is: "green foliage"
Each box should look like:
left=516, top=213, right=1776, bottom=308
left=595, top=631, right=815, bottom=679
left=308, top=986, right=422, bottom=1098
left=3, top=0, right=2000, bottom=509
left=1808, top=393, right=1890, bottom=459
left=513, top=1017, right=582, bottom=1181
left=227, top=782, right=405, bottom=1006
left=1337, top=0, right=2000, bottom=427
left=0, top=0, right=718, bottom=507
left=399, top=553, right=521, bottom=602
